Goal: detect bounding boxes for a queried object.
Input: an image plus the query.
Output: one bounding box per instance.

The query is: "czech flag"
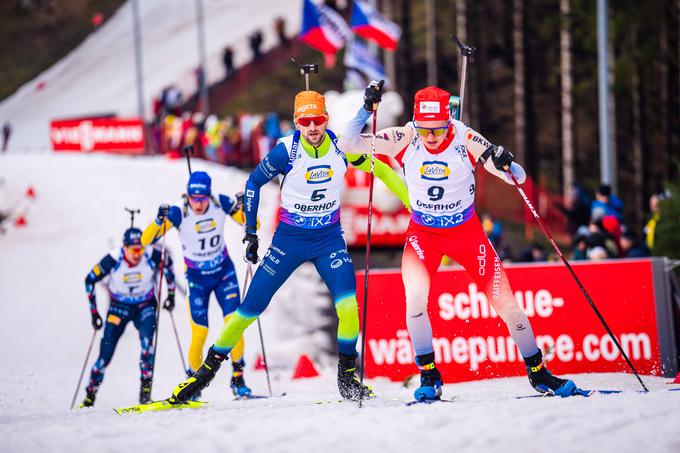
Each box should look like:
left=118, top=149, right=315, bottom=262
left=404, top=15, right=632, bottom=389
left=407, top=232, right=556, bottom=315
left=350, top=0, right=401, bottom=51
left=300, top=0, right=351, bottom=56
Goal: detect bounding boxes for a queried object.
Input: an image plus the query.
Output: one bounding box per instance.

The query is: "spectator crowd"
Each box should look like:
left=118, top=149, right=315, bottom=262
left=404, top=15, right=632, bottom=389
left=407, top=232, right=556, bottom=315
left=148, top=84, right=293, bottom=168
left=477, top=183, right=672, bottom=264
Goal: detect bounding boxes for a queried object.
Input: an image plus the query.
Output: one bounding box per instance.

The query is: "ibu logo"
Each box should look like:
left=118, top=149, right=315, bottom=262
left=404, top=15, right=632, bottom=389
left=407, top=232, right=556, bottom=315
left=195, top=219, right=217, bottom=233
left=420, top=161, right=451, bottom=181
left=305, top=165, right=333, bottom=184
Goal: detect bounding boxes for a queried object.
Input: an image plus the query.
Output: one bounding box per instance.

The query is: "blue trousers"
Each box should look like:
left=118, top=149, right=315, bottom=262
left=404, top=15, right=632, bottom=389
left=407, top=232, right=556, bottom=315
left=238, top=223, right=359, bottom=356
left=187, top=256, right=241, bottom=327
left=86, top=299, right=157, bottom=394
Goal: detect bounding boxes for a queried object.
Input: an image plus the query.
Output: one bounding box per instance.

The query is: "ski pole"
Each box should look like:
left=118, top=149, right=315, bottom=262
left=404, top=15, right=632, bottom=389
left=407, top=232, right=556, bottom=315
left=148, top=223, right=168, bottom=394
left=243, top=263, right=273, bottom=397
left=167, top=309, right=188, bottom=373
left=505, top=169, right=648, bottom=392
left=70, top=329, right=97, bottom=410
left=183, top=145, right=194, bottom=175
left=358, top=96, right=381, bottom=408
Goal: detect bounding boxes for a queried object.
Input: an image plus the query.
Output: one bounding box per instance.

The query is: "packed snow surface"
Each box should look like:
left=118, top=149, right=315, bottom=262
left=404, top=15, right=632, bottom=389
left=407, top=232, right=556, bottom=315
left=1, top=153, right=680, bottom=453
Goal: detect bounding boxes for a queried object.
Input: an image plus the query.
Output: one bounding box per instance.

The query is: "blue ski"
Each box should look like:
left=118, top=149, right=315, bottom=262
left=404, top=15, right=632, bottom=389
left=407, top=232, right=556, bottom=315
left=406, top=397, right=456, bottom=406
left=517, top=387, right=680, bottom=399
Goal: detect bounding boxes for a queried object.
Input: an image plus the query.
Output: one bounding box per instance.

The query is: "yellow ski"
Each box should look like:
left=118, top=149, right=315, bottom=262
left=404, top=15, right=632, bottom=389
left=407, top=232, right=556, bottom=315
left=114, top=398, right=207, bottom=415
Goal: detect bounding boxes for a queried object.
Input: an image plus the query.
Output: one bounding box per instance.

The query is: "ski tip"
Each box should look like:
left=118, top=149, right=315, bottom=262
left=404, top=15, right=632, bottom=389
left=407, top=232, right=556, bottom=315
left=113, top=399, right=207, bottom=415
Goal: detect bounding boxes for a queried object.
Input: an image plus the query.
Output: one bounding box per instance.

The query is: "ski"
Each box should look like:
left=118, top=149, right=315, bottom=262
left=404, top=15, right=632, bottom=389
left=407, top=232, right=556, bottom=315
left=113, top=398, right=207, bottom=415
left=233, top=393, right=286, bottom=401
left=516, top=388, right=680, bottom=399
left=406, top=397, right=457, bottom=406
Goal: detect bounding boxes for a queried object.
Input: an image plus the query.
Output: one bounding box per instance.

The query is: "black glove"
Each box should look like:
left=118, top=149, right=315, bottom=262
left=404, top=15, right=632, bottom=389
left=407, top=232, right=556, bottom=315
left=242, top=232, right=259, bottom=264
left=363, top=79, right=385, bottom=112
left=231, top=192, right=244, bottom=215
left=489, top=145, right=514, bottom=171
left=163, top=289, right=175, bottom=311
left=91, top=310, right=103, bottom=330
left=156, top=204, right=170, bottom=223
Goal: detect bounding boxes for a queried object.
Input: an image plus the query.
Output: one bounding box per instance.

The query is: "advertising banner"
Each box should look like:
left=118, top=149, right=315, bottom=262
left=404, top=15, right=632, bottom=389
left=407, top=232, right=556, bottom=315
left=357, top=259, right=667, bottom=382
left=50, top=117, right=145, bottom=154
left=341, top=165, right=410, bottom=247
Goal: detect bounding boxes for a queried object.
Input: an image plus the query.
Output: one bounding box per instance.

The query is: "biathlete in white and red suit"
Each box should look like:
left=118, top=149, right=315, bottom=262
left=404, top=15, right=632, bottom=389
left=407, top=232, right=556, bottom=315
left=339, top=84, right=579, bottom=401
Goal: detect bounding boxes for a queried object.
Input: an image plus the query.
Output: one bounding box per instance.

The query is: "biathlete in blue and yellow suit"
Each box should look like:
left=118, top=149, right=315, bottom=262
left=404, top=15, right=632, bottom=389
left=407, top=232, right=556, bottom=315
left=80, top=227, right=176, bottom=408
left=167, top=84, right=409, bottom=402
left=141, top=171, right=252, bottom=397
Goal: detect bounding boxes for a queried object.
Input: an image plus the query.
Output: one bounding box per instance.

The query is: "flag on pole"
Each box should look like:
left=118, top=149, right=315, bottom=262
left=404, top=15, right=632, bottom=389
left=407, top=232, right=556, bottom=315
left=350, top=0, right=401, bottom=51
left=344, top=38, right=388, bottom=90
left=300, top=0, right=352, bottom=67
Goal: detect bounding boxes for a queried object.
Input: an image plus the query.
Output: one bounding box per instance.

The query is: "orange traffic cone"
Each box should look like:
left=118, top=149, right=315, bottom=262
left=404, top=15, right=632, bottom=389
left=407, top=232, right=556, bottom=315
left=672, top=372, right=680, bottom=384
left=14, top=215, right=27, bottom=227
left=253, top=354, right=267, bottom=371
left=292, top=354, right=320, bottom=379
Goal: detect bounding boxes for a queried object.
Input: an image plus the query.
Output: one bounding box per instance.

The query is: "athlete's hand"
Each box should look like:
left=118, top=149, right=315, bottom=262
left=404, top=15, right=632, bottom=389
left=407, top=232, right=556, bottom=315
left=231, top=192, right=244, bottom=215
left=242, top=232, right=259, bottom=264
left=91, top=310, right=103, bottom=330
left=490, top=145, right=514, bottom=171
left=163, top=289, right=175, bottom=311
left=364, top=80, right=385, bottom=112
left=156, top=204, right=170, bottom=223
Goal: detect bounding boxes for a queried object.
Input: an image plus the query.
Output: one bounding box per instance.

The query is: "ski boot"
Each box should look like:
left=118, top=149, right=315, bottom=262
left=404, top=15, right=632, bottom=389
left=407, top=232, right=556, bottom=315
left=230, top=360, right=253, bottom=398
left=413, top=353, right=443, bottom=401
left=525, top=350, right=577, bottom=397
left=337, top=354, right=375, bottom=401
left=171, top=347, right=226, bottom=403
left=139, top=377, right=152, bottom=404
left=79, top=390, right=96, bottom=408
left=185, top=369, right=202, bottom=402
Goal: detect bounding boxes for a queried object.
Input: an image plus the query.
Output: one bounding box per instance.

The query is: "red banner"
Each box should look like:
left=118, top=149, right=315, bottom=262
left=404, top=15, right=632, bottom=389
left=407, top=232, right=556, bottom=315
left=341, top=205, right=410, bottom=246
left=357, top=259, right=661, bottom=382
left=50, top=118, right=145, bottom=154
left=341, top=165, right=410, bottom=247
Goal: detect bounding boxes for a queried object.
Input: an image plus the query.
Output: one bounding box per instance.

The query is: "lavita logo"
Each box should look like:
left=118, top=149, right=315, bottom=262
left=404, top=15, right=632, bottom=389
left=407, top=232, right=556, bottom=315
left=305, top=165, right=333, bottom=184
left=420, top=161, right=451, bottom=181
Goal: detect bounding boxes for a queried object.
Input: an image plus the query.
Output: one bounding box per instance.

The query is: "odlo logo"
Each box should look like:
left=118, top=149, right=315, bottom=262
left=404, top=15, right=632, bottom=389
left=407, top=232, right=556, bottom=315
left=408, top=235, right=425, bottom=260
left=420, top=161, right=451, bottom=181
left=305, top=165, right=333, bottom=184
left=477, top=244, right=487, bottom=276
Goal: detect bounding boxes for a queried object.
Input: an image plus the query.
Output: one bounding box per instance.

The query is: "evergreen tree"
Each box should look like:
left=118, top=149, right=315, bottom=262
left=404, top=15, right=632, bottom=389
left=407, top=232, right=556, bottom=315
left=652, top=181, right=680, bottom=261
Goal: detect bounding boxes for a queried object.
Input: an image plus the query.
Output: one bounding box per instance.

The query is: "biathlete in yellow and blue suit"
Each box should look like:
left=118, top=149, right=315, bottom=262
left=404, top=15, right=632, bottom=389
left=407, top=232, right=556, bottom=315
left=142, top=171, right=252, bottom=397
left=166, top=83, right=409, bottom=402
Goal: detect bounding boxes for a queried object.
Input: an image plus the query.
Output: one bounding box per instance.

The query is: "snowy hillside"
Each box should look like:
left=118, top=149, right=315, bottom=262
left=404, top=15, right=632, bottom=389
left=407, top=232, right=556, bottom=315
left=0, top=0, right=301, bottom=151
left=1, top=152, right=679, bottom=453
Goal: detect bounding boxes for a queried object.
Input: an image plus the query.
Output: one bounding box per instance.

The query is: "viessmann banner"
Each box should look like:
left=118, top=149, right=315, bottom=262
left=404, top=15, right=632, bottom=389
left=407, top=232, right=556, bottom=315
left=357, top=258, right=678, bottom=382
left=50, top=118, right=145, bottom=154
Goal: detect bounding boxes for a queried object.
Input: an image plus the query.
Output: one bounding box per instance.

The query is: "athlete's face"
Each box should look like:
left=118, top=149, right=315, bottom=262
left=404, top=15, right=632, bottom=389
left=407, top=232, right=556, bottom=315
left=124, top=245, right=144, bottom=266
left=414, top=120, right=449, bottom=150
left=297, top=116, right=327, bottom=147
left=188, top=195, right=209, bottom=214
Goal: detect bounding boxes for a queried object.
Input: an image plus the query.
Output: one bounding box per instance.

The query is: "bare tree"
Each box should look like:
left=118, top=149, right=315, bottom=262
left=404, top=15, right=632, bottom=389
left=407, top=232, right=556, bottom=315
left=456, top=0, right=467, bottom=122
left=513, top=0, right=526, bottom=164
left=560, top=0, right=574, bottom=198
left=425, top=0, right=437, bottom=86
